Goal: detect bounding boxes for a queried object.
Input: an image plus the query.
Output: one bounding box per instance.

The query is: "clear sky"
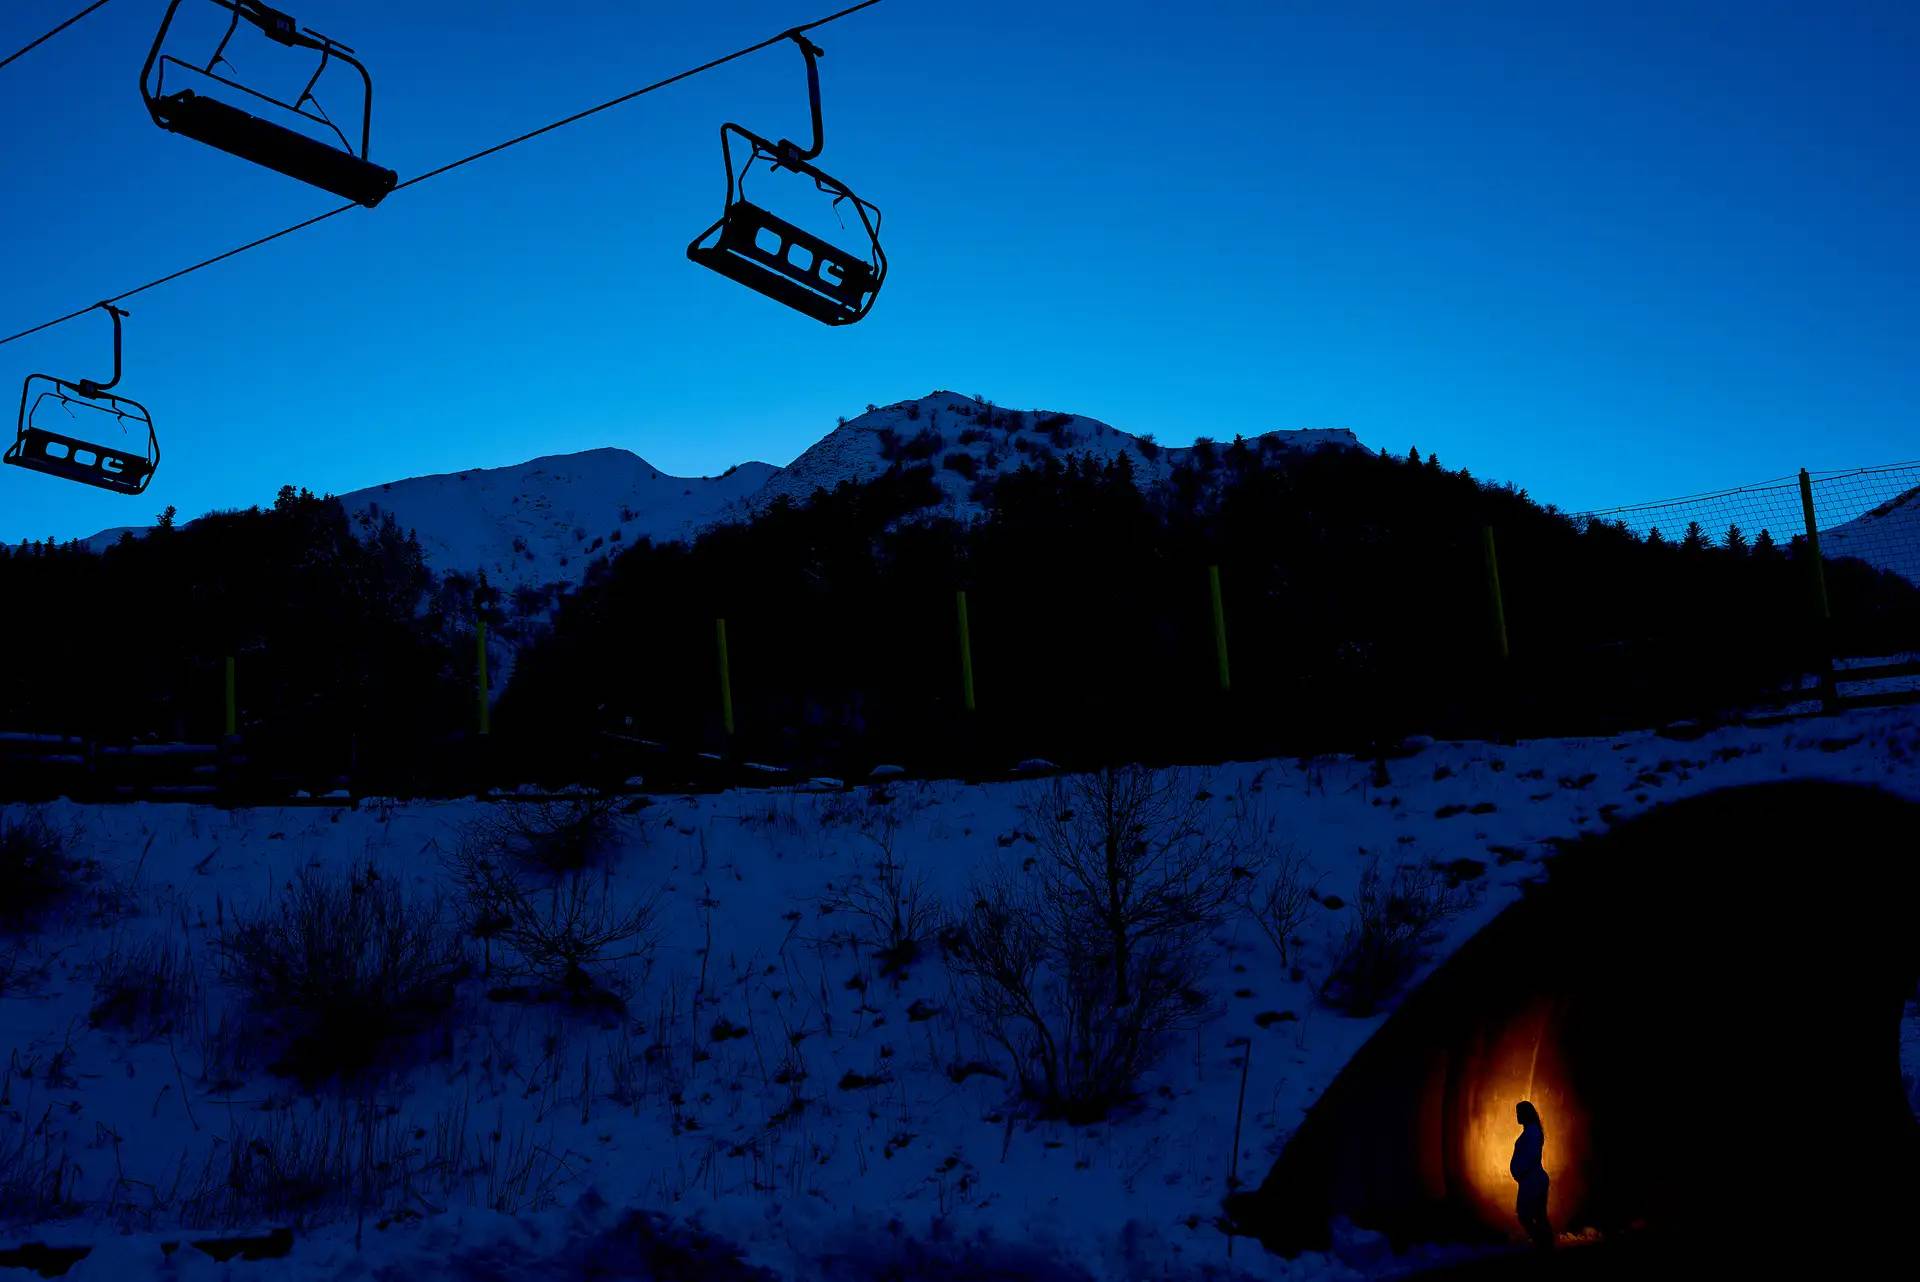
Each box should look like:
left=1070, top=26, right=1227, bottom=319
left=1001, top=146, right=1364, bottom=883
left=2, top=0, right=1916, bottom=543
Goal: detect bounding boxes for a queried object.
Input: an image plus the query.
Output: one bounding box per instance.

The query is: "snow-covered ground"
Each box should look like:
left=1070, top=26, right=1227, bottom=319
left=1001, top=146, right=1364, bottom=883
left=4, top=708, right=1919, bottom=1280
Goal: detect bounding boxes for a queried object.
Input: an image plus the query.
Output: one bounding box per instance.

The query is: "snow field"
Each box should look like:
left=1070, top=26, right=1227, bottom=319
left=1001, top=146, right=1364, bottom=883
left=4, top=707, right=1920, bottom=1279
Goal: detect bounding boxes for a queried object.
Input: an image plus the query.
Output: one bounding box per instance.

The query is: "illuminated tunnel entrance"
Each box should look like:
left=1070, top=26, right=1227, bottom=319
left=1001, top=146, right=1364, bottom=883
left=1225, top=782, right=1920, bottom=1262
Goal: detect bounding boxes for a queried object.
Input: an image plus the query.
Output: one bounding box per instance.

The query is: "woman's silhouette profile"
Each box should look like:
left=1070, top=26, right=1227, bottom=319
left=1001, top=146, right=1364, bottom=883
left=1510, top=1100, right=1554, bottom=1250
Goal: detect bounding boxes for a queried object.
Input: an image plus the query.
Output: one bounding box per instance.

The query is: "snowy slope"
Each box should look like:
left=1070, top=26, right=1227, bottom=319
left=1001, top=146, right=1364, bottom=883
left=1822, top=481, right=1920, bottom=585
left=4, top=709, right=1918, bottom=1280
left=338, top=449, right=777, bottom=596
left=748, top=392, right=1362, bottom=517
left=86, top=450, right=778, bottom=598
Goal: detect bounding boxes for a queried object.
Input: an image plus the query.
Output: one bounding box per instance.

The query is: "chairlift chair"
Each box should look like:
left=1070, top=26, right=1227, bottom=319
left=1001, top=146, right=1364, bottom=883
left=4, top=305, right=159, bottom=497
left=688, top=33, right=886, bottom=325
left=140, top=0, right=397, bottom=208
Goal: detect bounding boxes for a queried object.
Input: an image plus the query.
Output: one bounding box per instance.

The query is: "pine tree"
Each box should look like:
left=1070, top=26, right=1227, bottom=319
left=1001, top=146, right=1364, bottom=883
left=1724, top=523, right=1748, bottom=553
left=1681, top=520, right=1708, bottom=551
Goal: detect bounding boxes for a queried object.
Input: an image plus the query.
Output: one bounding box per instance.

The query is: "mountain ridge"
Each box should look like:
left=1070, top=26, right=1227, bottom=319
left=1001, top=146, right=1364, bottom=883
left=81, top=392, right=1363, bottom=594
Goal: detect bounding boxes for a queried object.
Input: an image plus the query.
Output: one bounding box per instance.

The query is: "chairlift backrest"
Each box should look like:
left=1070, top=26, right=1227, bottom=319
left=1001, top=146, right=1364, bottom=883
left=140, top=0, right=397, bottom=208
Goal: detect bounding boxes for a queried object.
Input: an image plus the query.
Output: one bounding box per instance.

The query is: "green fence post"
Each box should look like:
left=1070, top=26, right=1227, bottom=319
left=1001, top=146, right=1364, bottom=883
left=223, top=655, right=236, bottom=737
left=1208, top=564, right=1231, bottom=693
left=715, top=617, right=735, bottom=738
left=1481, top=526, right=1510, bottom=662
left=476, top=618, right=491, bottom=736
left=955, top=589, right=977, bottom=713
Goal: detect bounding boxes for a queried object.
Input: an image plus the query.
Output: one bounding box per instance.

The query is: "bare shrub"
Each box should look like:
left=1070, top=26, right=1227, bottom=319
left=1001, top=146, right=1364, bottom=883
left=193, top=999, right=261, bottom=1094
left=1229, top=800, right=1317, bottom=968
left=469, top=796, right=626, bottom=878
left=179, top=1099, right=468, bottom=1229
left=178, top=1103, right=378, bottom=1229
left=178, top=1094, right=582, bottom=1229
left=89, top=932, right=201, bottom=1041
left=1244, top=852, right=1319, bottom=969
left=1320, top=860, right=1467, bottom=1016
left=821, top=815, right=939, bottom=976
left=947, top=767, right=1236, bottom=1119
left=450, top=843, right=656, bottom=1009
left=214, top=864, right=467, bottom=1082
left=0, top=810, right=80, bottom=931
left=0, top=1107, right=82, bottom=1226
left=950, top=872, right=1207, bottom=1122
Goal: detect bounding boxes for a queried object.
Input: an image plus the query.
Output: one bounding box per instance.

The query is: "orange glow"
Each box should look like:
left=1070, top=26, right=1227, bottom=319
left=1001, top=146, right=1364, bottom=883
left=1456, top=996, right=1589, bottom=1238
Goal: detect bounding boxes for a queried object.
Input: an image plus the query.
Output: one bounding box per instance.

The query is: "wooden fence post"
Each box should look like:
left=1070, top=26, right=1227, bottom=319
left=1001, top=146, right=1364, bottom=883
left=1798, top=469, right=1835, bottom=704
left=1798, top=469, right=1832, bottom=623
left=476, top=619, right=491, bottom=736
left=955, top=589, right=976, bottom=713
left=1208, top=564, right=1231, bottom=693
left=1481, top=526, right=1510, bottom=661
left=715, top=617, right=735, bottom=738
left=223, top=656, right=236, bottom=737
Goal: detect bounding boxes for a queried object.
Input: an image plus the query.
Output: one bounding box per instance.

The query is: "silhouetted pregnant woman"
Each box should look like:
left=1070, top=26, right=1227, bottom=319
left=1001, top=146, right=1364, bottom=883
left=1511, top=1100, right=1554, bottom=1250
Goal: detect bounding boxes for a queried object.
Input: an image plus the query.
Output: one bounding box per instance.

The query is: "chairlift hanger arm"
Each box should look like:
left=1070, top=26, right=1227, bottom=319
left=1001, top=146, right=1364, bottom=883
left=75, top=304, right=127, bottom=399
left=776, top=31, right=825, bottom=165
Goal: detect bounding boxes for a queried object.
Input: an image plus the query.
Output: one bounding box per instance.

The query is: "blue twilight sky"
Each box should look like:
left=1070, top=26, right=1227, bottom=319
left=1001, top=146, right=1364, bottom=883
left=1, top=0, right=1916, bottom=543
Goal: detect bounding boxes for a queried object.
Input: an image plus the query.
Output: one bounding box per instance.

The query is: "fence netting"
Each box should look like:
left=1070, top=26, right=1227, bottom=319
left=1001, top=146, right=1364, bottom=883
left=1807, top=463, right=1920, bottom=588
left=1581, top=462, right=1920, bottom=585
left=1578, top=461, right=1920, bottom=692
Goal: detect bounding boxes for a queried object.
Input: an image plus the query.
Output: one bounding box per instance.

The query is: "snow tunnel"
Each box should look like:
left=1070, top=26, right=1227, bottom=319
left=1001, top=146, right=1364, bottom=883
left=1224, top=781, right=1920, bottom=1263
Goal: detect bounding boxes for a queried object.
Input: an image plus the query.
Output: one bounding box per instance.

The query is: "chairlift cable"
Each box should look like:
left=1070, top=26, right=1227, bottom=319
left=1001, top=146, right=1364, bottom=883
left=0, top=0, right=888, bottom=350
left=0, top=0, right=114, bottom=74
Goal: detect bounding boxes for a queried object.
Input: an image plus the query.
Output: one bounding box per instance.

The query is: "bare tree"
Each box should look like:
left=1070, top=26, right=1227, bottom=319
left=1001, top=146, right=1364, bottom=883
left=1025, top=766, right=1239, bottom=1007
left=947, top=766, right=1238, bottom=1118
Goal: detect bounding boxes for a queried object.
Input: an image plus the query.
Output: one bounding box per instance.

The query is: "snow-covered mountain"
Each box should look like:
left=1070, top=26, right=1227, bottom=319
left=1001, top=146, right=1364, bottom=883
left=750, top=391, right=1360, bottom=515
left=84, top=393, right=1363, bottom=594
left=337, top=448, right=778, bottom=595
left=86, top=448, right=776, bottom=596
left=1823, top=481, right=1920, bottom=585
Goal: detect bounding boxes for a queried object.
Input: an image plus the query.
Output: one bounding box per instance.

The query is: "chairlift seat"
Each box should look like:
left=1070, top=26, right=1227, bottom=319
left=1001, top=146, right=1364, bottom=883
left=690, top=200, right=877, bottom=326
left=5, top=427, right=156, bottom=496
left=152, top=89, right=397, bottom=207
